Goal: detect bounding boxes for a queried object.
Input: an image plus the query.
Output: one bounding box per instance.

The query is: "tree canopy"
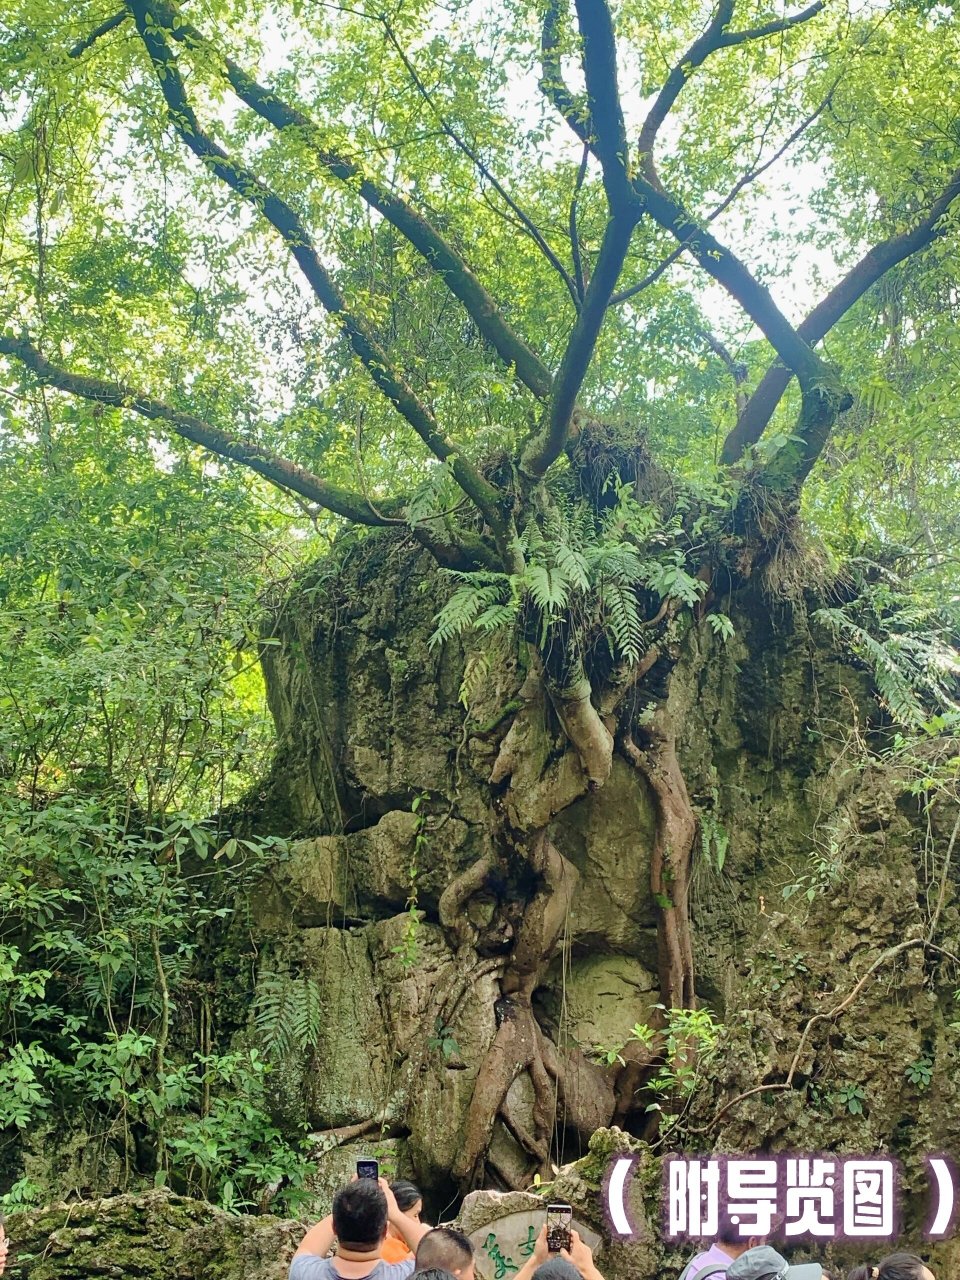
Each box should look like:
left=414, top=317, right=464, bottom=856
left=0, top=0, right=958, bottom=583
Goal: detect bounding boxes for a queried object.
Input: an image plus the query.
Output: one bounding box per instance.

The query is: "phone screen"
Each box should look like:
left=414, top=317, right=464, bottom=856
left=356, top=1159, right=379, bottom=1180
left=546, top=1204, right=572, bottom=1253
left=786, top=1267, right=822, bottom=1280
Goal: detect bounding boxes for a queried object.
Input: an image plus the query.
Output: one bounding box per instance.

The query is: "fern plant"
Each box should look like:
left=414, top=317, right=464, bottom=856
left=814, top=590, right=960, bottom=728
left=253, top=971, right=325, bottom=1059
left=429, top=484, right=707, bottom=665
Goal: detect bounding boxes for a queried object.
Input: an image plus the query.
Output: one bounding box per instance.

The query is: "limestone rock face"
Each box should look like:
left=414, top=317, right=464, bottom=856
left=250, top=535, right=960, bottom=1259
left=550, top=759, right=659, bottom=960
left=4, top=1188, right=301, bottom=1279
left=19, top=535, right=956, bottom=1279
left=538, top=954, right=660, bottom=1058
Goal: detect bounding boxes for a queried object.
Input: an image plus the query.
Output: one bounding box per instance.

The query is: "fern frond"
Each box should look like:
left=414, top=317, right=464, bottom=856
left=430, top=583, right=505, bottom=647
left=254, top=971, right=324, bottom=1059
left=602, top=581, right=644, bottom=663
left=524, top=564, right=569, bottom=613
left=554, top=541, right=590, bottom=594
left=475, top=602, right=520, bottom=632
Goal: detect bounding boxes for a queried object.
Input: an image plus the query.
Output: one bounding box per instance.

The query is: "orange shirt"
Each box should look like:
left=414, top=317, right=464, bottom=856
left=380, top=1238, right=413, bottom=1264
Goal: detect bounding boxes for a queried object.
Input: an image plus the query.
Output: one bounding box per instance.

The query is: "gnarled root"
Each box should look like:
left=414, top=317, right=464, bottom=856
left=452, top=830, right=578, bottom=1188
left=452, top=994, right=546, bottom=1187
left=621, top=714, right=696, bottom=1010
left=544, top=675, right=613, bottom=787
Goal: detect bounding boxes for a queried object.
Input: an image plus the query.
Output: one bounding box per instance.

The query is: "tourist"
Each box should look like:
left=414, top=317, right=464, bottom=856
left=847, top=1256, right=935, bottom=1280
left=680, top=1225, right=764, bottom=1280
left=726, top=1245, right=824, bottom=1278
left=0, top=1222, right=7, bottom=1276
left=513, top=1225, right=605, bottom=1280
left=290, top=1177, right=429, bottom=1279
left=382, top=1182, right=426, bottom=1264
left=414, top=1226, right=476, bottom=1280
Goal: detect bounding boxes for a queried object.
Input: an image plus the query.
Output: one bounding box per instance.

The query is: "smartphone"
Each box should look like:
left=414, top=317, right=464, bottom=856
left=546, top=1203, right=573, bottom=1253
left=786, top=1267, right=822, bottom=1280
left=356, top=1158, right=379, bottom=1180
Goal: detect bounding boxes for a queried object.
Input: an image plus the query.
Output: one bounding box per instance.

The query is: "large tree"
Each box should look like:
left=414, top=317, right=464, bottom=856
left=2, top=0, right=959, bottom=1186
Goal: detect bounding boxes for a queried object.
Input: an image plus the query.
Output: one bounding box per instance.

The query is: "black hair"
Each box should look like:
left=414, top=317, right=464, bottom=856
left=879, top=1255, right=931, bottom=1280
left=414, top=1270, right=458, bottom=1280
left=532, top=1261, right=581, bottom=1280
left=847, top=1257, right=932, bottom=1280
left=391, top=1181, right=423, bottom=1212
left=717, top=1224, right=758, bottom=1247
left=332, top=1180, right=388, bottom=1250
left=415, top=1227, right=474, bottom=1273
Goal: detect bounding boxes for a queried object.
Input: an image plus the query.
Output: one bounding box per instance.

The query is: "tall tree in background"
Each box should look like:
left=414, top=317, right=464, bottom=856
left=2, top=0, right=959, bottom=1185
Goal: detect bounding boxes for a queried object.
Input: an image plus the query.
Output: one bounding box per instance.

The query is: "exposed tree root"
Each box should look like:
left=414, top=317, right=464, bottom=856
left=438, top=854, right=494, bottom=949
left=621, top=712, right=696, bottom=1010
left=543, top=674, right=613, bottom=786
left=452, top=829, right=577, bottom=1188
left=450, top=651, right=700, bottom=1182
left=452, top=994, right=543, bottom=1187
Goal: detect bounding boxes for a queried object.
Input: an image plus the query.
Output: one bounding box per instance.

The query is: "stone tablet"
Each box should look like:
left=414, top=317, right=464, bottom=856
left=465, top=1208, right=601, bottom=1280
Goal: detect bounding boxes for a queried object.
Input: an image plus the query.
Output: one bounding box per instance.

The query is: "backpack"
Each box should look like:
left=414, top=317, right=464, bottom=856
left=679, top=1264, right=729, bottom=1280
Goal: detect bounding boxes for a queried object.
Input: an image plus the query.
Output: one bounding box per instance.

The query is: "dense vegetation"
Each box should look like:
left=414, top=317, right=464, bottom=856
left=1, top=0, right=959, bottom=1216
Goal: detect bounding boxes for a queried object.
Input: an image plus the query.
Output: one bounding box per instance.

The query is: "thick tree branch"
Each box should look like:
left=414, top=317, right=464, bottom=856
left=638, top=1, right=823, bottom=171
left=758, top=380, right=851, bottom=491
left=612, top=94, right=831, bottom=308
left=68, top=10, right=127, bottom=59
left=729, top=3, right=825, bottom=44
left=1, top=331, right=499, bottom=568
left=540, top=0, right=591, bottom=147
left=144, top=0, right=553, bottom=401
left=723, top=161, right=960, bottom=464
left=522, top=211, right=639, bottom=476
left=124, top=1, right=508, bottom=542
left=572, top=0, right=634, bottom=209
left=638, top=0, right=734, bottom=167
left=633, top=170, right=826, bottom=385
left=0, top=333, right=391, bottom=525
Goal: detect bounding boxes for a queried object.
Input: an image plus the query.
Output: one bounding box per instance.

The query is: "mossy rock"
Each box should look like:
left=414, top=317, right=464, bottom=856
left=4, top=1188, right=301, bottom=1279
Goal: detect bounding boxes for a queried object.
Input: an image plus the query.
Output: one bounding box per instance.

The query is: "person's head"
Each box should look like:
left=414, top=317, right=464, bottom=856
left=727, top=1245, right=793, bottom=1280
left=531, top=1261, right=581, bottom=1280
left=415, top=1227, right=475, bottom=1280
left=392, top=1181, right=423, bottom=1216
left=387, top=1181, right=423, bottom=1240
left=413, top=1270, right=457, bottom=1280
left=848, top=1255, right=935, bottom=1280
left=716, top=1223, right=763, bottom=1259
left=332, top=1180, right=388, bottom=1255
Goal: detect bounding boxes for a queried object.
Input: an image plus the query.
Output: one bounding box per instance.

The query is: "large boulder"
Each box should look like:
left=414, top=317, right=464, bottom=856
left=3, top=1188, right=301, bottom=1280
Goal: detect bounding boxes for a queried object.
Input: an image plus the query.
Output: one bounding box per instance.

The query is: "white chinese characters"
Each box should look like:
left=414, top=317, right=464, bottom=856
left=663, top=1155, right=898, bottom=1242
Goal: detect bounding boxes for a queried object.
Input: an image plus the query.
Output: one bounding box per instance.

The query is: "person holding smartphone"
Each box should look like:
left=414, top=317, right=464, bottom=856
left=381, top=1182, right=425, bottom=1265
left=291, top=1175, right=429, bottom=1279
left=512, top=1223, right=605, bottom=1280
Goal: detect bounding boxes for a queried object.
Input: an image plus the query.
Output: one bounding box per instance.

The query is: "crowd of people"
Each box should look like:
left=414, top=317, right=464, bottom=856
left=678, top=1224, right=938, bottom=1280
left=288, top=1175, right=604, bottom=1280
left=288, top=1177, right=941, bottom=1280
left=0, top=1179, right=942, bottom=1278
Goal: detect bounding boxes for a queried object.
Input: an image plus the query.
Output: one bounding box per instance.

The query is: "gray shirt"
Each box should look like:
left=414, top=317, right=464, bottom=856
left=289, top=1258, right=415, bottom=1280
